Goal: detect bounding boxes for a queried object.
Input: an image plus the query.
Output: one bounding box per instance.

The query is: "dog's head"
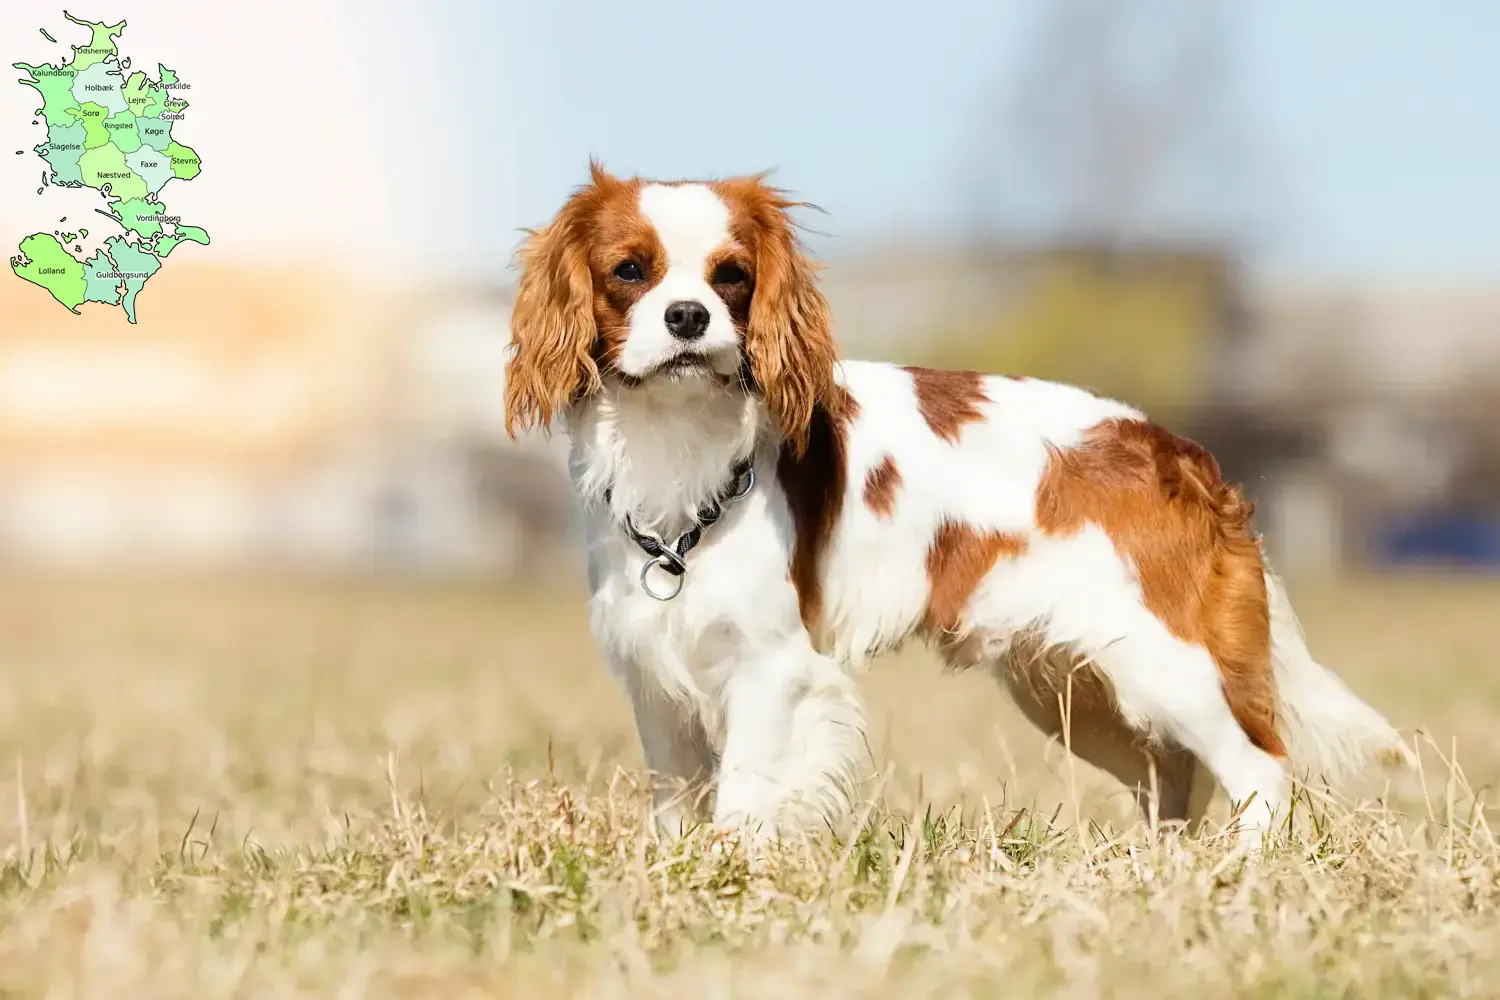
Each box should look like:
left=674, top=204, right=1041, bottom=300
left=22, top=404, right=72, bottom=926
left=503, top=161, right=840, bottom=452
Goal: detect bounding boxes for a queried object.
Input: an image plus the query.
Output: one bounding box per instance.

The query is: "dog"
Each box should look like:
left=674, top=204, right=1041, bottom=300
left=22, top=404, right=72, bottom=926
left=503, top=162, right=1413, bottom=846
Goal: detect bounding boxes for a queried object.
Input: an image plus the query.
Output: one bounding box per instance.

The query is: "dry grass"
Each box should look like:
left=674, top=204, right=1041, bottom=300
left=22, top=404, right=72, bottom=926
left=0, top=573, right=1497, bottom=997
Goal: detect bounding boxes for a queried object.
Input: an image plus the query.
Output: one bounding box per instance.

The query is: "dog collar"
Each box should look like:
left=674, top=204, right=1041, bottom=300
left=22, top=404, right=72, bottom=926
left=604, top=456, right=756, bottom=601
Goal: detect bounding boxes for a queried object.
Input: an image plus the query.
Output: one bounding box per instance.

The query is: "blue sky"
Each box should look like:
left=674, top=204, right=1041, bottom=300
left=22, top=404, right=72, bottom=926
left=439, top=0, right=1500, bottom=283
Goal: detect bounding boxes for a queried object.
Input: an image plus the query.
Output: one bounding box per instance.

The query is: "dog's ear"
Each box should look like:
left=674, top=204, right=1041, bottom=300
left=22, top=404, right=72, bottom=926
left=503, top=171, right=612, bottom=437
left=735, top=181, right=841, bottom=455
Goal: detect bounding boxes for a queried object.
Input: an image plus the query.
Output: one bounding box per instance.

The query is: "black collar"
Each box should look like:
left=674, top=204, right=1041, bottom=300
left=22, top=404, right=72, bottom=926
left=604, top=456, right=756, bottom=600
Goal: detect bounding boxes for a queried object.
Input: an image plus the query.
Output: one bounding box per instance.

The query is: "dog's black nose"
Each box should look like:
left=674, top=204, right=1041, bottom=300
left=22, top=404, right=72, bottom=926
left=664, top=300, right=710, bottom=340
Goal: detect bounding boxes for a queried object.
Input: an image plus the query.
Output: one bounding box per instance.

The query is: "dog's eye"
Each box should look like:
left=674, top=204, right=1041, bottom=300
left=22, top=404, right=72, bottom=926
left=613, top=260, right=644, bottom=282
left=712, top=262, right=749, bottom=285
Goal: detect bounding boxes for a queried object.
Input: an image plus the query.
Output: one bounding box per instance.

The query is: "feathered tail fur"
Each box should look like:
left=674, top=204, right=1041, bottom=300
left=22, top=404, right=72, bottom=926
left=1265, top=567, right=1417, bottom=781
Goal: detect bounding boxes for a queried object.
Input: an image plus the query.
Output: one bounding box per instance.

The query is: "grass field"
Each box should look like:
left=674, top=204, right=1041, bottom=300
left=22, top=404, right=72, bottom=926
left=0, top=573, right=1497, bottom=997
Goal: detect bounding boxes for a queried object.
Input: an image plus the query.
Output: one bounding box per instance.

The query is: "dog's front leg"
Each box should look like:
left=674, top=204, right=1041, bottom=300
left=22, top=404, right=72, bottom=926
left=713, top=643, right=866, bottom=842
left=621, top=665, right=716, bottom=838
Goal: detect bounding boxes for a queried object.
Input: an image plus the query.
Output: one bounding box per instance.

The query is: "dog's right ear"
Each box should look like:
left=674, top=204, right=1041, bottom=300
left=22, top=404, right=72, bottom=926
left=503, top=172, right=611, bottom=437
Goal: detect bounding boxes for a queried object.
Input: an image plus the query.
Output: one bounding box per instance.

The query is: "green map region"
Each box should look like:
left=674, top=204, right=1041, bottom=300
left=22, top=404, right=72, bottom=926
left=9, top=11, right=209, bottom=323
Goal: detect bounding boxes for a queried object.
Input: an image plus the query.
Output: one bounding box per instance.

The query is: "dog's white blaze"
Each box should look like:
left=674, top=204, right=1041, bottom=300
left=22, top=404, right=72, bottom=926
left=639, top=183, right=732, bottom=268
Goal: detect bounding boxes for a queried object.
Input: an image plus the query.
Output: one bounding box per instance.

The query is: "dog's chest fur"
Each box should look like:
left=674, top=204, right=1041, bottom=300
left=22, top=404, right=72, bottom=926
left=569, top=383, right=806, bottom=710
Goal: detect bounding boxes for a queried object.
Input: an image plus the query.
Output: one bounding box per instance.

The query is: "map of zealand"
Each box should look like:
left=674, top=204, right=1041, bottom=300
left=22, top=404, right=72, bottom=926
left=9, top=11, right=208, bottom=323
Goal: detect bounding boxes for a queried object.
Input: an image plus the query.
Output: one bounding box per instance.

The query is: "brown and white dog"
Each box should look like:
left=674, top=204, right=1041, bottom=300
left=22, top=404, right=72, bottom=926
left=504, top=162, right=1412, bottom=845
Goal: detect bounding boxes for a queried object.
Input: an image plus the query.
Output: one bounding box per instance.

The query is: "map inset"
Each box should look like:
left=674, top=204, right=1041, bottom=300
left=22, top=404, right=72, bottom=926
left=10, top=12, right=208, bottom=323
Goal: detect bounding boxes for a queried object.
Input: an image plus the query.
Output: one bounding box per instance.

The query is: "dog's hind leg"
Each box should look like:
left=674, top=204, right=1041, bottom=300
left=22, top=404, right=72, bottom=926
left=1147, top=744, right=1216, bottom=832
left=1059, top=619, right=1288, bottom=847
left=990, top=636, right=1214, bottom=832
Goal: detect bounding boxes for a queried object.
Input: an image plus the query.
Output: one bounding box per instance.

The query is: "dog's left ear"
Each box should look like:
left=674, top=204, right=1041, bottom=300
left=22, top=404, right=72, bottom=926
left=730, top=179, right=841, bottom=455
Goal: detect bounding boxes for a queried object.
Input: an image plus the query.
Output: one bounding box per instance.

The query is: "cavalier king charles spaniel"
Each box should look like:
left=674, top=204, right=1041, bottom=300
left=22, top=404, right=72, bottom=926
left=504, top=162, right=1412, bottom=846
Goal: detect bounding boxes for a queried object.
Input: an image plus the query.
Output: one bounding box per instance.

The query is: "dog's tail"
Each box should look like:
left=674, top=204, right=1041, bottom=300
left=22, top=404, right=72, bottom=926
left=1265, top=567, right=1416, bottom=781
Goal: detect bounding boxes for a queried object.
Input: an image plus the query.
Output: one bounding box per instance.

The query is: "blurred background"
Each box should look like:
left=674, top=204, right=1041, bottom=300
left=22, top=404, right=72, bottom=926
left=0, top=0, right=1496, bottom=854
left=4, top=0, right=1499, bottom=579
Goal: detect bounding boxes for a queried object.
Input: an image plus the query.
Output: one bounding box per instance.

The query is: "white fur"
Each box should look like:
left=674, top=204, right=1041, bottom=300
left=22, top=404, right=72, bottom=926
left=617, top=184, right=742, bottom=379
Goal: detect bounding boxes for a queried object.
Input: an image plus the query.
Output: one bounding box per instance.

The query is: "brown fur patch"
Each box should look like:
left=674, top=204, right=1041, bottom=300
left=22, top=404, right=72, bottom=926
left=777, top=387, right=860, bottom=647
left=862, top=455, right=902, bottom=519
left=1035, top=418, right=1283, bottom=757
left=921, top=522, right=1028, bottom=640
left=905, top=367, right=989, bottom=444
